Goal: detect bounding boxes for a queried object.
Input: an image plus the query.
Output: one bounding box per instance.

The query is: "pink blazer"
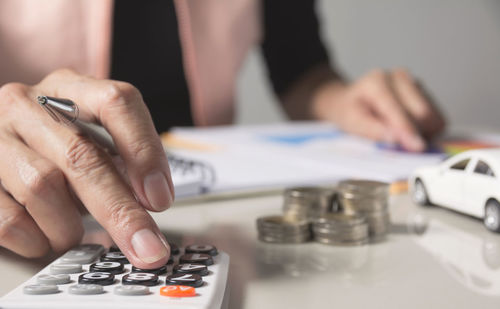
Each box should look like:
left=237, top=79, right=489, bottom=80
left=0, top=0, right=261, bottom=126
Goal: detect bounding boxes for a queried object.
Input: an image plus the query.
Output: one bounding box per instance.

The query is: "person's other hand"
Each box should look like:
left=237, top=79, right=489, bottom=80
left=312, top=69, right=446, bottom=151
left=0, top=69, right=173, bottom=269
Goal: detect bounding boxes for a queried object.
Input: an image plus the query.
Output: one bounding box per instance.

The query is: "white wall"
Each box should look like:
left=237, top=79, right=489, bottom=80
left=236, top=0, right=500, bottom=131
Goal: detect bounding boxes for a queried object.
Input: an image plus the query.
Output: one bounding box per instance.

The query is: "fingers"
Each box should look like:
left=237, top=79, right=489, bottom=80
left=10, top=89, right=170, bottom=269
left=36, top=69, right=174, bottom=212
left=390, top=69, right=446, bottom=139
left=343, top=110, right=391, bottom=142
left=327, top=97, right=389, bottom=142
left=0, top=186, right=50, bottom=257
left=0, top=130, right=84, bottom=252
left=360, top=70, right=426, bottom=151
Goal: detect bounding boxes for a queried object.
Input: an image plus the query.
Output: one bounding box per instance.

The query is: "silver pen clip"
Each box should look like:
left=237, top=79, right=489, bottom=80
left=37, top=96, right=79, bottom=125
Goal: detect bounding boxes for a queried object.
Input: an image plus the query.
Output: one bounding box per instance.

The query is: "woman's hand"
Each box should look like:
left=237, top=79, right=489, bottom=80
left=0, top=69, right=173, bottom=269
left=312, top=69, right=446, bottom=151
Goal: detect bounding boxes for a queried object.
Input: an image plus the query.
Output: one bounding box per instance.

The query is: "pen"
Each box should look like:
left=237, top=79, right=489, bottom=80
left=37, top=96, right=118, bottom=155
left=37, top=95, right=216, bottom=190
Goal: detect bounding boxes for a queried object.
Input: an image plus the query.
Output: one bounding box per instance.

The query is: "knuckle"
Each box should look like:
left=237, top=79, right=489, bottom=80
left=0, top=83, right=26, bottom=114
left=0, top=82, right=25, bottom=97
left=392, top=67, right=412, bottom=81
left=65, top=134, right=108, bottom=176
left=23, top=165, right=64, bottom=200
left=128, top=137, right=164, bottom=161
left=101, top=83, right=125, bottom=106
left=362, top=70, right=388, bottom=94
left=0, top=208, right=27, bottom=240
left=106, top=198, right=147, bottom=231
left=101, top=82, right=140, bottom=110
left=99, top=82, right=144, bottom=122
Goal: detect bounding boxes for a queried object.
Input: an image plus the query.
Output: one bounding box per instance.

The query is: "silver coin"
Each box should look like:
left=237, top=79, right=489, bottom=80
left=314, top=213, right=366, bottom=226
left=258, top=234, right=311, bottom=244
left=315, top=237, right=369, bottom=246
left=338, top=179, right=389, bottom=193
left=283, top=187, right=337, bottom=220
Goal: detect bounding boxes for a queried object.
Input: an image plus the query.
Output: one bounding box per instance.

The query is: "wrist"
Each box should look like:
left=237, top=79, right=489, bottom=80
left=280, top=64, right=343, bottom=120
left=310, top=79, right=348, bottom=121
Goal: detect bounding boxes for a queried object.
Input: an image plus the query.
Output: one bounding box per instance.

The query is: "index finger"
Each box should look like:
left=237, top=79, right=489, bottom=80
left=36, top=69, right=174, bottom=212
left=390, top=69, right=446, bottom=139
left=10, top=84, right=170, bottom=269
left=362, top=71, right=426, bottom=151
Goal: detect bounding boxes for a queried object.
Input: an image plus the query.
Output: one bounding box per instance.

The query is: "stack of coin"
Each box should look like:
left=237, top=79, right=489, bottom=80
left=338, top=180, right=390, bottom=239
left=256, top=216, right=312, bottom=244
left=283, top=187, right=337, bottom=221
left=312, top=213, right=369, bottom=245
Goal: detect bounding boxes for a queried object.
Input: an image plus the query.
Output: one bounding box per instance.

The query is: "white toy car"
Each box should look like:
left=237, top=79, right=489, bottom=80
left=410, top=149, right=500, bottom=232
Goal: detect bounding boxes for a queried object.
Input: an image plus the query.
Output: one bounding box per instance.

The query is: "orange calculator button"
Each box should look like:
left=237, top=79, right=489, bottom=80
left=160, top=285, right=196, bottom=297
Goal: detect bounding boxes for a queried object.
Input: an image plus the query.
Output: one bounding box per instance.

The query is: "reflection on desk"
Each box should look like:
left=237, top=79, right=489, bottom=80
left=409, top=213, right=500, bottom=296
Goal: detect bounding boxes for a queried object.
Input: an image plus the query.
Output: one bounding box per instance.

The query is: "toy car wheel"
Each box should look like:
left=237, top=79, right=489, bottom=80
left=484, top=200, right=500, bottom=232
left=413, top=179, right=430, bottom=206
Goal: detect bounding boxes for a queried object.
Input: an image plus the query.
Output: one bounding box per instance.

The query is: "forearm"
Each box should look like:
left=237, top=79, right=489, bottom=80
left=280, top=63, right=344, bottom=120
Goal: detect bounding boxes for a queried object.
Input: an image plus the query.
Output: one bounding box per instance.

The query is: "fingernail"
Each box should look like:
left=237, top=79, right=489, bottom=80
left=131, top=229, right=168, bottom=264
left=144, top=171, right=172, bottom=211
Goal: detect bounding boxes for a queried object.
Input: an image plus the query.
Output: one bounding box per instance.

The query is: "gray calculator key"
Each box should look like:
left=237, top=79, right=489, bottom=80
left=37, top=274, right=71, bottom=285
left=68, top=284, right=104, bottom=295
left=59, top=244, right=105, bottom=264
left=50, top=263, right=83, bottom=275
left=23, top=284, right=59, bottom=295
left=114, top=285, right=150, bottom=296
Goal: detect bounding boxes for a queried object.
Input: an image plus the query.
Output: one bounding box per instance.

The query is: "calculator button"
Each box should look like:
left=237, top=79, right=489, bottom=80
left=170, top=243, right=180, bottom=255
left=23, top=284, right=59, bottom=295
left=180, top=253, right=213, bottom=266
left=174, top=263, right=209, bottom=276
left=37, top=274, right=71, bottom=285
left=68, top=284, right=104, bottom=295
left=90, top=261, right=124, bottom=274
left=122, top=273, right=159, bottom=286
left=100, top=251, right=129, bottom=264
left=59, top=244, right=104, bottom=264
left=185, top=244, right=218, bottom=256
left=167, top=256, right=174, bottom=265
left=114, top=285, right=150, bottom=296
left=50, top=263, right=82, bottom=275
left=160, top=285, right=196, bottom=297
left=165, top=273, right=203, bottom=287
left=79, top=272, right=115, bottom=285
left=109, top=245, right=120, bottom=252
left=131, top=264, right=167, bottom=275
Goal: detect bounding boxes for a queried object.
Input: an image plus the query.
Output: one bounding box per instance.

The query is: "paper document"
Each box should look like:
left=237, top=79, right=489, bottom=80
left=165, top=122, right=492, bottom=197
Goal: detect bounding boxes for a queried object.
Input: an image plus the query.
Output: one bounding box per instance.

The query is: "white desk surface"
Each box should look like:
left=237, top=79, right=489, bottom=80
left=1, top=193, right=500, bottom=308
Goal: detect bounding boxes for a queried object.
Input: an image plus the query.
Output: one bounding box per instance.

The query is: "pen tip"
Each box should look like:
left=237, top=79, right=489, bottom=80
left=37, top=96, right=47, bottom=105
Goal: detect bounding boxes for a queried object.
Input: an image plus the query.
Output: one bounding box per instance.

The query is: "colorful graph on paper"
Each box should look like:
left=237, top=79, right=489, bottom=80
left=376, top=138, right=500, bottom=156
left=439, top=140, right=500, bottom=155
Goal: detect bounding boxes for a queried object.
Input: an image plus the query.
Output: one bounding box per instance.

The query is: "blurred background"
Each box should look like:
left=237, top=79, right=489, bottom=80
left=236, top=0, right=500, bottom=132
